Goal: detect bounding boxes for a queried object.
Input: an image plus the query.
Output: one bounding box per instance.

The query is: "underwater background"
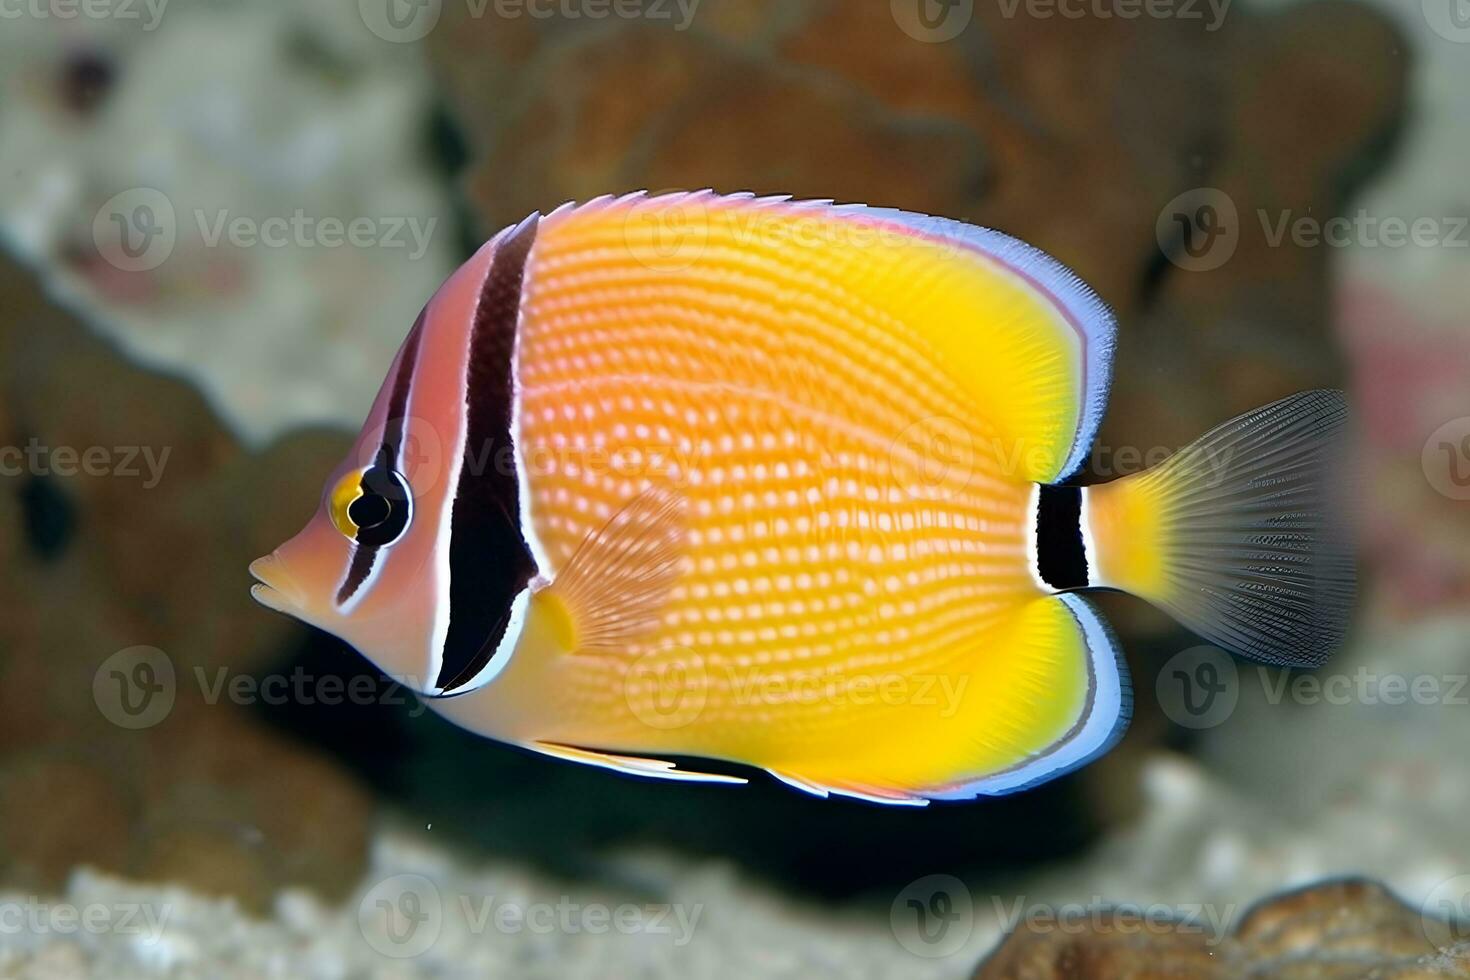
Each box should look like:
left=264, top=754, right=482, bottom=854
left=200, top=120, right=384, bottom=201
left=0, top=0, right=1468, bottom=976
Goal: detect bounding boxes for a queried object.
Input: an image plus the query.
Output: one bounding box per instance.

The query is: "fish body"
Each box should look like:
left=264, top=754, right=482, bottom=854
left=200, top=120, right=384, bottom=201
left=251, top=192, right=1353, bottom=804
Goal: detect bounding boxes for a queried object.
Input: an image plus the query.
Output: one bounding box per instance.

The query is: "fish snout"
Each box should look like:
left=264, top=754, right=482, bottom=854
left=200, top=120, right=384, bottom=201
left=248, top=552, right=306, bottom=615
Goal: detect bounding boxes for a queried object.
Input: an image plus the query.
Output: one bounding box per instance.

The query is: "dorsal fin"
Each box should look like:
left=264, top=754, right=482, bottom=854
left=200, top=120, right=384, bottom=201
left=539, top=191, right=1117, bottom=483
left=842, top=204, right=1115, bottom=480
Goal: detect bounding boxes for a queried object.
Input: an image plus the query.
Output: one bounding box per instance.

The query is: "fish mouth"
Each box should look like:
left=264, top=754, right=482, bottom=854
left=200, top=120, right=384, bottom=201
left=248, top=553, right=304, bottom=616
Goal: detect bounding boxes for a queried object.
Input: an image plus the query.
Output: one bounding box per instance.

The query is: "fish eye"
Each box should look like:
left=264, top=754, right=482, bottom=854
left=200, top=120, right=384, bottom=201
left=328, top=466, right=412, bottom=547
left=348, top=492, right=392, bottom=529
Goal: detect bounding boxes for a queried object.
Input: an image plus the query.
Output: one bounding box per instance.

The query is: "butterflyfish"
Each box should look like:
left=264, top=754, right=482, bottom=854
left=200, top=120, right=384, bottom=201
left=250, top=191, right=1354, bottom=805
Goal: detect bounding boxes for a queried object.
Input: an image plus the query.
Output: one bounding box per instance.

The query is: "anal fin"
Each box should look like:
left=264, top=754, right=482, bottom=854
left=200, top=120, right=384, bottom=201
left=768, top=771, right=929, bottom=807
left=529, top=741, right=748, bottom=785
left=759, top=594, right=1130, bottom=802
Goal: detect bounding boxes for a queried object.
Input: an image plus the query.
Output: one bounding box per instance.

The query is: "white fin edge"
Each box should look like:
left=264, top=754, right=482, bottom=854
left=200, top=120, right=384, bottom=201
left=768, top=771, right=930, bottom=807
left=529, top=741, right=748, bottom=785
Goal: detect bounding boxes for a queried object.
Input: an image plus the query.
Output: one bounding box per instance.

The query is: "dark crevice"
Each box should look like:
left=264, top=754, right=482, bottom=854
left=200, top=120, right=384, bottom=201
left=19, top=473, right=76, bottom=561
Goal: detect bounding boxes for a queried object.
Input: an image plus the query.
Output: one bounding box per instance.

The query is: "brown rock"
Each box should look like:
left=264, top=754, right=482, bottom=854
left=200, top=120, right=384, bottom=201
left=779, top=0, right=989, bottom=121
left=697, top=0, right=803, bottom=46
left=977, top=880, right=1470, bottom=979
left=0, top=254, right=370, bottom=910
left=0, top=756, right=132, bottom=887
left=460, top=25, right=985, bottom=234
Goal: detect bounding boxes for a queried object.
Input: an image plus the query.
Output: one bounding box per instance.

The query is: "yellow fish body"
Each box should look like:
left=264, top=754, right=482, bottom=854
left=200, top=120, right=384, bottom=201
left=251, top=192, right=1353, bottom=804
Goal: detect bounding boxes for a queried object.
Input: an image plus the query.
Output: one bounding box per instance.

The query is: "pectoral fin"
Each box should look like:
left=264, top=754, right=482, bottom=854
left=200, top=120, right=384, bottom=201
left=540, top=482, right=689, bottom=654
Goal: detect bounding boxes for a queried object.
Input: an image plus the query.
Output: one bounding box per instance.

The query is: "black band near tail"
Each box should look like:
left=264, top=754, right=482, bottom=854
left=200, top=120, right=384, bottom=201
left=1035, top=485, right=1089, bottom=591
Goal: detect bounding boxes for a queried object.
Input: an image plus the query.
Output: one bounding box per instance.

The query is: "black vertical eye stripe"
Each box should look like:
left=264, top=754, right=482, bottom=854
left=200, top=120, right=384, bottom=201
left=335, top=306, right=428, bottom=607
left=437, top=214, right=540, bottom=692
left=383, top=306, right=428, bottom=460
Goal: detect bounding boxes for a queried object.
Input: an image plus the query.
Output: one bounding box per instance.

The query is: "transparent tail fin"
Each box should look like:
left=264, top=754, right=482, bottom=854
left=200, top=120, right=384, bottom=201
left=1086, top=390, right=1355, bottom=667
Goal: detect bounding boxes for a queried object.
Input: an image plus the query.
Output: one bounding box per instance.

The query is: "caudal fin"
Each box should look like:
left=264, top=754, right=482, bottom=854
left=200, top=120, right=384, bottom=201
left=1085, top=390, right=1355, bottom=667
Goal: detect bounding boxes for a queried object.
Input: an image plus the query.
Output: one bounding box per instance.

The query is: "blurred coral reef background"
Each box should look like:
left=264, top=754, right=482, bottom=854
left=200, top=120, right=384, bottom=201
left=0, top=0, right=1468, bottom=976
